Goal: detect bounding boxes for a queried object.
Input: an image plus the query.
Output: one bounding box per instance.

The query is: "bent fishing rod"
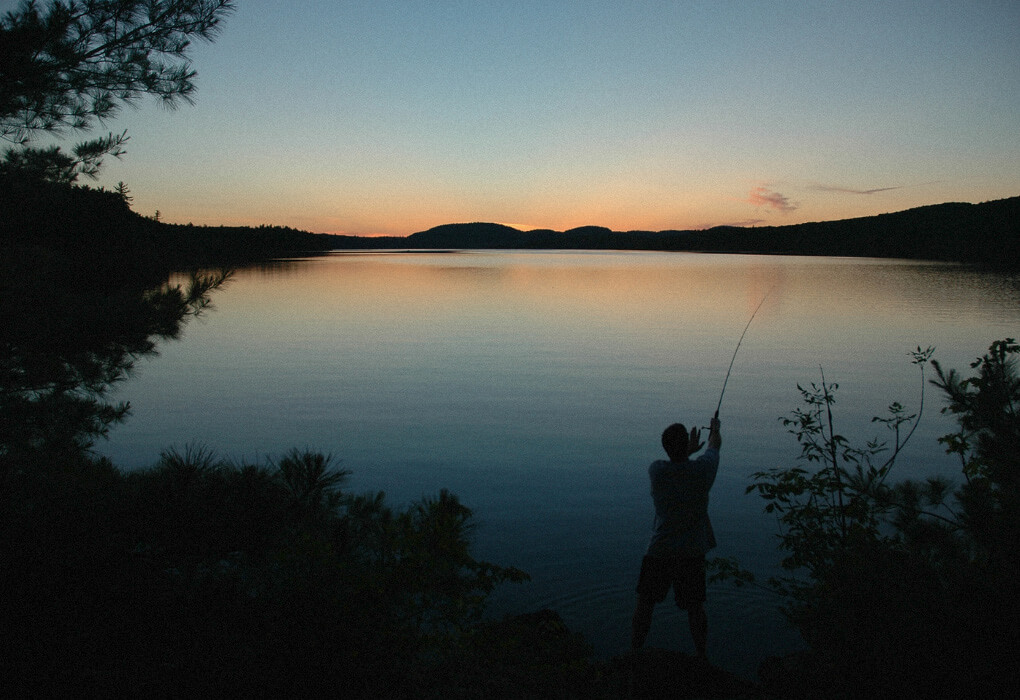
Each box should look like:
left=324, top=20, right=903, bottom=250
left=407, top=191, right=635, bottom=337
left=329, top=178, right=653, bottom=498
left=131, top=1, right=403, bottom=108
left=712, top=287, right=773, bottom=421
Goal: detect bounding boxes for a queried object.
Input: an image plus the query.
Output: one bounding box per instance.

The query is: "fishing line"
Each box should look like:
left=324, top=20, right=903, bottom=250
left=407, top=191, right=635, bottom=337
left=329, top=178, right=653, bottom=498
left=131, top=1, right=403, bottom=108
left=714, top=286, right=774, bottom=419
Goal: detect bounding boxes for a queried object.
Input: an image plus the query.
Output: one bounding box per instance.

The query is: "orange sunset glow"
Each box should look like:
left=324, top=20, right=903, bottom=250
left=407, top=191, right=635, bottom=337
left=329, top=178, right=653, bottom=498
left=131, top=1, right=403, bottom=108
left=63, top=1, right=1018, bottom=237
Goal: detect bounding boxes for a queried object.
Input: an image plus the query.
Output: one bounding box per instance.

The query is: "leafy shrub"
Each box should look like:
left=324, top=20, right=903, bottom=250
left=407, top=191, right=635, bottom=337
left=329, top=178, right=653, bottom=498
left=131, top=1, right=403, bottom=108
left=1, top=445, right=532, bottom=696
left=721, top=340, right=1019, bottom=698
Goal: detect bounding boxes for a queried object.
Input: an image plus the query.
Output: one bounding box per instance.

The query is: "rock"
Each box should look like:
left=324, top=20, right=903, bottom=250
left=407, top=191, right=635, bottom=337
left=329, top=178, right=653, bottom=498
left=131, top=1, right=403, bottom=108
left=594, top=647, right=762, bottom=699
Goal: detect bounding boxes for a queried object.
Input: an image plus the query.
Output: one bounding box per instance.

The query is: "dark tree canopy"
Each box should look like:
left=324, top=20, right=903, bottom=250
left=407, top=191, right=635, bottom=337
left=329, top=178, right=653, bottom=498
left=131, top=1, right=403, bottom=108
left=0, top=0, right=234, bottom=177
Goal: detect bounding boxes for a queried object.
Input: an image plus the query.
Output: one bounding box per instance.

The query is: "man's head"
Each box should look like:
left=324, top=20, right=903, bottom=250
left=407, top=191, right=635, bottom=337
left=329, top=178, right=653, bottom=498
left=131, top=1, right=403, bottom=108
left=661, top=423, right=689, bottom=463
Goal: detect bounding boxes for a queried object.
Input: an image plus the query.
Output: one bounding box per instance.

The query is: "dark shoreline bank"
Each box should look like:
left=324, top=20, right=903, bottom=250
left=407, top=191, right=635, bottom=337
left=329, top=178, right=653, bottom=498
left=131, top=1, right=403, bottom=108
left=326, top=196, right=1020, bottom=271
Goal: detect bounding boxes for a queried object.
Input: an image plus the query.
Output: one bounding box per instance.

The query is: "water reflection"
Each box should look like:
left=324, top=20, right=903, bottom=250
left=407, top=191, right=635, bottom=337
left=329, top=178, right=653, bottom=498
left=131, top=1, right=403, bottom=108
left=1, top=259, right=229, bottom=468
left=100, top=251, right=1020, bottom=676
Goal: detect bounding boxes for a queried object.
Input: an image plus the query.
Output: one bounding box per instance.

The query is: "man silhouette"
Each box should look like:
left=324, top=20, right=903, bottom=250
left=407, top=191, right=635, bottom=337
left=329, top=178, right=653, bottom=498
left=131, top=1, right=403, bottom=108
left=631, top=416, right=721, bottom=660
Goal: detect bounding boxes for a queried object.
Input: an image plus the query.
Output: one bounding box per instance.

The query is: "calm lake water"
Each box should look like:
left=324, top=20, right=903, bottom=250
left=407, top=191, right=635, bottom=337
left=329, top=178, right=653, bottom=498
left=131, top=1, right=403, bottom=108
left=101, top=251, right=1019, bottom=678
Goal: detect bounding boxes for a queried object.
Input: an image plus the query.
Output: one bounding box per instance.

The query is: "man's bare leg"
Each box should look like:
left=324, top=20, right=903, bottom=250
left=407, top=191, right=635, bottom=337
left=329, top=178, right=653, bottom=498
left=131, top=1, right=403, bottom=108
left=631, top=595, right=656, bottom=649
left=688, top=602, right=708, bottom=660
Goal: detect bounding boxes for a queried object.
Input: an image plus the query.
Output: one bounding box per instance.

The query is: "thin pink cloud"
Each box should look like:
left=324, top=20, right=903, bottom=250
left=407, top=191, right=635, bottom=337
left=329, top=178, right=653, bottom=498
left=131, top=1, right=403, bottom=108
left=809, top=184, right=903, bottom=195
left=747, top=186, right=798, bottom=212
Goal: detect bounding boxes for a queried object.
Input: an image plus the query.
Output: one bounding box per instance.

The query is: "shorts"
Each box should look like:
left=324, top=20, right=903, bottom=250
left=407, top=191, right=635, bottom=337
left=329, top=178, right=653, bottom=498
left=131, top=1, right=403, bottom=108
left=636, top=554, right=706, bottom=610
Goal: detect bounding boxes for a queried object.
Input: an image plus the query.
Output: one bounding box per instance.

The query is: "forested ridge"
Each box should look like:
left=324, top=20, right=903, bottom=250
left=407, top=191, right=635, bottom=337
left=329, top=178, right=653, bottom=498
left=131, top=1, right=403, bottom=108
left=4, top=174, right=1016, bottom=270
left=395, top=196, right=1020, bottom=268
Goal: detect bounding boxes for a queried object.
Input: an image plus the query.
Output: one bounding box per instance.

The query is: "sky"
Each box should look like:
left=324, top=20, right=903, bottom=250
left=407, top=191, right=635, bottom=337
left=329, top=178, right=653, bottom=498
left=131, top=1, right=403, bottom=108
left=16, top=0, right=1020, bottom=236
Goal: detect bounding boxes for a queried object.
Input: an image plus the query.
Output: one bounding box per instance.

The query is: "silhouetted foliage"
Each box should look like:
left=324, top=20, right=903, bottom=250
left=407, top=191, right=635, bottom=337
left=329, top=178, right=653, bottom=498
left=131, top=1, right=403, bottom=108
left=1, top=0, right=234, bottom=176
left=114, top=179, right=132, bottom=202
left=718, top=341, right=1020, bottom=698
left=1, top=142, right=82, bottom=183
left=747, top=349, right=933, bottom=600
left=1, top=438, right=538, bottom=695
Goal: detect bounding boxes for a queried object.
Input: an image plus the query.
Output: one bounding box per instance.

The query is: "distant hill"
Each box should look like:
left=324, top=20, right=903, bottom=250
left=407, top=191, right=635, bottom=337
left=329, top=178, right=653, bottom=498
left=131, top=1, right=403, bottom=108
left=391, top=197, right=1020, bottom=269
left=3, top=172, right=1016, bottom=270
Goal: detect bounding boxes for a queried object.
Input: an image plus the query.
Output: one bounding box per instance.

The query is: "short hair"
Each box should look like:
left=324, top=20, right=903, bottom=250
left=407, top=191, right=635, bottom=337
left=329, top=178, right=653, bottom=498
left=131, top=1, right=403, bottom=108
left=661, top=423, right=689, bottom=461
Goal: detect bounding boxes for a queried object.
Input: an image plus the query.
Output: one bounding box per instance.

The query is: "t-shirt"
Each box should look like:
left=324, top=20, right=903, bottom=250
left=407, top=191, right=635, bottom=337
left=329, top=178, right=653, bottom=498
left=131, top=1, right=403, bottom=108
left=645, top=447, right=719, bottom=558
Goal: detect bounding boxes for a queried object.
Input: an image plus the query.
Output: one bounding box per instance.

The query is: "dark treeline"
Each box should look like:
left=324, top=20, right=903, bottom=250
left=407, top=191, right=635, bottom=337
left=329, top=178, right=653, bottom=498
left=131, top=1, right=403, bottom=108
left=389, top=197, right=1020, bottom=269
left=5, top=169, right=1015, bottom=270
left=0, top=174, right=341, bottom=272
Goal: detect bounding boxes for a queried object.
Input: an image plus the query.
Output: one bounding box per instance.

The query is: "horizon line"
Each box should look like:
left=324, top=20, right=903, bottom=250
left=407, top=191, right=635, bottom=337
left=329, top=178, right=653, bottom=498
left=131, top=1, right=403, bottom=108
left=311, top=194, right=1018, bottom=238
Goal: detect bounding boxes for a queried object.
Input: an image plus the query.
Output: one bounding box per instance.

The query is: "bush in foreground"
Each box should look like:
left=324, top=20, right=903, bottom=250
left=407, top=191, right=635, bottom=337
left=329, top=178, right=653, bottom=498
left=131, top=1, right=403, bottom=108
left=719, top=340, right=1020, bottom=699
left=1, top=446, right=537, bottom=696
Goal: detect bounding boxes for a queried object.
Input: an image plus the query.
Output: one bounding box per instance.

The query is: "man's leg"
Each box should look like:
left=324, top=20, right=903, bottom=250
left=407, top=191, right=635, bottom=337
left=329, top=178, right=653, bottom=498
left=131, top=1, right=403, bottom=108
left=631, top=594, right=656, bottom=649
left=687, top=601, right=708, bottom=660
left=633, top=555, right=668, bottom=650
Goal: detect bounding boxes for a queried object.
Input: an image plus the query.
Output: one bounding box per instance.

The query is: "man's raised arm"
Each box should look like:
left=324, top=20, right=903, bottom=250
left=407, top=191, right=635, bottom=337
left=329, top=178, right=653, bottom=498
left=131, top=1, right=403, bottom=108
left=708, top=417, right=722, bottom=450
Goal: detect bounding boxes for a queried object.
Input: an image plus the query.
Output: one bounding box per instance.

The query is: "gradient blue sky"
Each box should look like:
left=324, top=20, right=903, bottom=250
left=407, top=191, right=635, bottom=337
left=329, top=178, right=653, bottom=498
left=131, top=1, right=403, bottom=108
left=27, top=1, right=1020, bottom=235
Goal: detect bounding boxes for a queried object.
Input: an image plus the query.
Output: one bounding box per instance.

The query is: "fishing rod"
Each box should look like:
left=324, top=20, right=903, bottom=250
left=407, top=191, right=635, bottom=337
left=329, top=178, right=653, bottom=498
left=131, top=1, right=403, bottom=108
left=713, top=287, right=773, bottom=420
